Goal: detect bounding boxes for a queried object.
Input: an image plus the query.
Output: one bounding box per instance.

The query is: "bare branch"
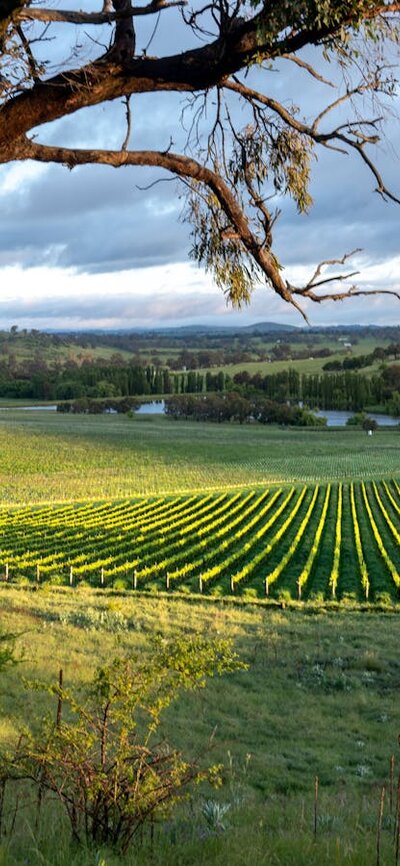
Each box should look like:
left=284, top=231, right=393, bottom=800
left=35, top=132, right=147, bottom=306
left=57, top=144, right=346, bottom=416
left=349, top=139, right=400, bottom=204
left=15, top=23, right=42, bottom=82
left=294, top=285, right=400, bottom=304
left=17, top=0, right=187, bottom=26
left=280, top=53, right=335, bottom=87
left=304, top=249, right=362, bottom=290
left=288, top=249, right=400, bottom=305
left=310, top=87, right=371, bottom=135
left=121, top=95, right=132, bottom=150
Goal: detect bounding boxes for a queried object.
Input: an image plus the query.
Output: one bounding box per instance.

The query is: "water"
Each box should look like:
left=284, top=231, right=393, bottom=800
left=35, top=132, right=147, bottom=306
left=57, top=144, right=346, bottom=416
left=135, top=400, right=165, bottom=414
left=134, top=403, right=399, bottom=426
left=0, top=404, right=57, bottom=411
left=0, top=401, right=397, bottom=426
left=315, top=410, right=399, bottom=427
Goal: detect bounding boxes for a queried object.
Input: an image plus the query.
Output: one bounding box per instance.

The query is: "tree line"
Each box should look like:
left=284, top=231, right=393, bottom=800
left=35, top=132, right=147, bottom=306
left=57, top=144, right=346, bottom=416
left=164, top=394, right=326, bottom=427
left=0, top=357, right=398, bottom=417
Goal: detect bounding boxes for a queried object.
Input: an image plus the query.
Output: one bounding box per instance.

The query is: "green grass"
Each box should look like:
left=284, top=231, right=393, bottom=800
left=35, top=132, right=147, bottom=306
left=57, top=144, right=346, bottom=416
left=0, top=412, right=398, bottom=503
left=1, top=588, right=400, bottom=864
left=0, top=411, right=399, bottom=864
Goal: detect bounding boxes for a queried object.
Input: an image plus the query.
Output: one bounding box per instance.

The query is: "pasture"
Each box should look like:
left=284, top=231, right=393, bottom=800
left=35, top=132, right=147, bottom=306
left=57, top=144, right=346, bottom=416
left=0, top=411, right=398, bottom=503
left=1, top=589, right=400, bottom=865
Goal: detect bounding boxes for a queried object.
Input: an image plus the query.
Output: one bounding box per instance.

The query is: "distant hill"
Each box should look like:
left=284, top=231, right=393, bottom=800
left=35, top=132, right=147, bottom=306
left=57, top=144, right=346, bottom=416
left=240, top=321, right=298, bottom=334
left=53, top=321, right=299, bottom=337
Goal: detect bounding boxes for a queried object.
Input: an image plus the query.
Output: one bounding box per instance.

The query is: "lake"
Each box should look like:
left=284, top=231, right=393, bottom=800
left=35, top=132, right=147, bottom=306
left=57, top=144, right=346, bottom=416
left=0, top=401, right=397, bottom=427
left=315, top=410, right=399, bottom=427
left=136, top=402, right=399, bottom=427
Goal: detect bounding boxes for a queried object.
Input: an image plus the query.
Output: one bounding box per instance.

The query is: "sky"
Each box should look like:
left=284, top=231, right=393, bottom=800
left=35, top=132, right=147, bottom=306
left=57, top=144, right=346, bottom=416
left=1, top=7, right=400, bottom=332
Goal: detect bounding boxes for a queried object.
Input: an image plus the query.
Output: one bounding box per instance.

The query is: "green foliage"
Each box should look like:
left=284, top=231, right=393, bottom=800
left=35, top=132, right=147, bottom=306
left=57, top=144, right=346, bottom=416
left=187, top=121, right=313, bottom=306
left=268, top=128, right=314, bottom=214
left=187, top=184, right=255, bottom=308
left=4, top=637, right=245, bottom=852
left=346, top=412, right=367, bottom=427
left=0, top=629, right=17, bottom=675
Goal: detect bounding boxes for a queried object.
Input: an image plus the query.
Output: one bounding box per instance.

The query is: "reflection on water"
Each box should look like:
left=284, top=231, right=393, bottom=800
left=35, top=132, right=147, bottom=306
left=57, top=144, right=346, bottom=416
left=315, top=410, right=399, bottom=427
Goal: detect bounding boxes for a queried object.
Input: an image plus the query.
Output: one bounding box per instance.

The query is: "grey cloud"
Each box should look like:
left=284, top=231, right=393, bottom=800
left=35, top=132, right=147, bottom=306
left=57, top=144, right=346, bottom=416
left=0, top=22, right=399, bottom=328
left=0, top=279, right=397, bottom=330
left=0, top=290, right=228, bottom=326
left=0, top=162, right=188, bottom=272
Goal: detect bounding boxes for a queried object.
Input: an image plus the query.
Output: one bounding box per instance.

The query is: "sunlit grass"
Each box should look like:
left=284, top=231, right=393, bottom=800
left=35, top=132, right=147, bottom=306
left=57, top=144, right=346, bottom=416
left=1, top=588, right=400, bottom=864
left=0, top=414, right=398, bottom=504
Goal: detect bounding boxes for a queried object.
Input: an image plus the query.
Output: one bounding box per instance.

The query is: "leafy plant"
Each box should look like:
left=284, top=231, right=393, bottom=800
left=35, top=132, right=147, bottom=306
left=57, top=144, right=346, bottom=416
left=201, top=798, right=231, bottom=834
left=0, top=629, right=17, bottom=675
left=4, top=636, right=245, bottom=853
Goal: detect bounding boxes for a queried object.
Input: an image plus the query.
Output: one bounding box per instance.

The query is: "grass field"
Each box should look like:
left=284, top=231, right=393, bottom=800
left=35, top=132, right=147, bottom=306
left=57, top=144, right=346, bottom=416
left=0, top=412, right=398, bottom=503
left=2, top=588, right=400, bottom=865
left=0, top=411, right=399, bottom=864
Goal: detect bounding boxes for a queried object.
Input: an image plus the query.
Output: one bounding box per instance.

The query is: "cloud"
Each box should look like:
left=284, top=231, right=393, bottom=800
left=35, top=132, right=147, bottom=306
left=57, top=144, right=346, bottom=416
left=0, top=23, right=400, bottom=328
left=0, top=257, right=398, bottom=330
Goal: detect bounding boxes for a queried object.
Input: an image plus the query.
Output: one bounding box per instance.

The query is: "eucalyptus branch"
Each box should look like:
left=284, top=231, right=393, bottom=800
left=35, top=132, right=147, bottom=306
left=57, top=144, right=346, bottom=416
left=288, top=249, right=400, bottom=305
left=280, top=53, right=335, bottom=87
left=224, top=78, right=400, bottom=203
left=15, top=23, right=42, bottom=81
left=303, top=250, right=363, bottom=290
left=17, top=0, right=186, bottom=26
left=121, top=95, right=132, bottom=150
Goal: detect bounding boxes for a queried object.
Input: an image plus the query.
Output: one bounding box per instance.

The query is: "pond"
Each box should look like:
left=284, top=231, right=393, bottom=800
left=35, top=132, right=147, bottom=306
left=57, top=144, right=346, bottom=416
left=0, top=404, right=57, bottom=411
left=135, top=400, right=165, bottom=414
left=0, top=401, right=397, bottom=427
left=315, top=410, right=399, bottom=427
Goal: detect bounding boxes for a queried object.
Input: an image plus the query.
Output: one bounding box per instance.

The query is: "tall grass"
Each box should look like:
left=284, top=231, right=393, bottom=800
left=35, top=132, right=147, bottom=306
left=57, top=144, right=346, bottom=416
left=1, top=588, right=400, bottom=863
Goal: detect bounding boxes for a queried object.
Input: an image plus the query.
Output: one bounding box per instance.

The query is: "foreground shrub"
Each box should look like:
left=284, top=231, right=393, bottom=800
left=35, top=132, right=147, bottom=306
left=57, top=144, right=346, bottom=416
left=2, top=636, right=245, bottom=853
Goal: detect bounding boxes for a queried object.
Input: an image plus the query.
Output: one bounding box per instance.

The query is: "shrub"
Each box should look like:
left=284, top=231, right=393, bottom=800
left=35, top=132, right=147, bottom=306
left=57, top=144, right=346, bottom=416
left=3, top=636, right=245, bottom=853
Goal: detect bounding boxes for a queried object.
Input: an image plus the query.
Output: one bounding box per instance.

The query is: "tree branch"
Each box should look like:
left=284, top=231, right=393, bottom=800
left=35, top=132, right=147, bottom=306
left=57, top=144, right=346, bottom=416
left=224, top=78, right=400, bottom=203
left=2, top=3, right=400, bottom=152
left=290, top=250, right=400, bottom=305
left=12, top=136, right=299, bottom=308
left=14, top=137, right=399, bottom=320
left=280, top=53, right=335, bottom=87
left=17, top=0, right=186, bottom=25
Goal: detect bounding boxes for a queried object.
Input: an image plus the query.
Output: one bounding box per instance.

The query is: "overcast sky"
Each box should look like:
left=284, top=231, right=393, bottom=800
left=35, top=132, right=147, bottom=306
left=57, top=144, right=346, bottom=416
left=1, top=8, right=400, bottom=331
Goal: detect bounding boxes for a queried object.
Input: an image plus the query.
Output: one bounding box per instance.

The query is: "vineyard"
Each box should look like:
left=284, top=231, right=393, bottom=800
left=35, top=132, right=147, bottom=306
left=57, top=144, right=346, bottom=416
left=0, top=479, right=398, bottom=601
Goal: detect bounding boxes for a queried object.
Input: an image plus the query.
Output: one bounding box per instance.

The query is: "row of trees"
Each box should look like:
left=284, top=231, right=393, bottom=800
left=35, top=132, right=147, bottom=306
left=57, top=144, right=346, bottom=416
left=322, top=344, right=400, bottom=372
left=233, top=370, right=393, bottom=413
left=1, top=359, right=399, bottom=415
left=165, top=394, right=326, bottom=427
left=0, top=365, right=227, bottom=400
